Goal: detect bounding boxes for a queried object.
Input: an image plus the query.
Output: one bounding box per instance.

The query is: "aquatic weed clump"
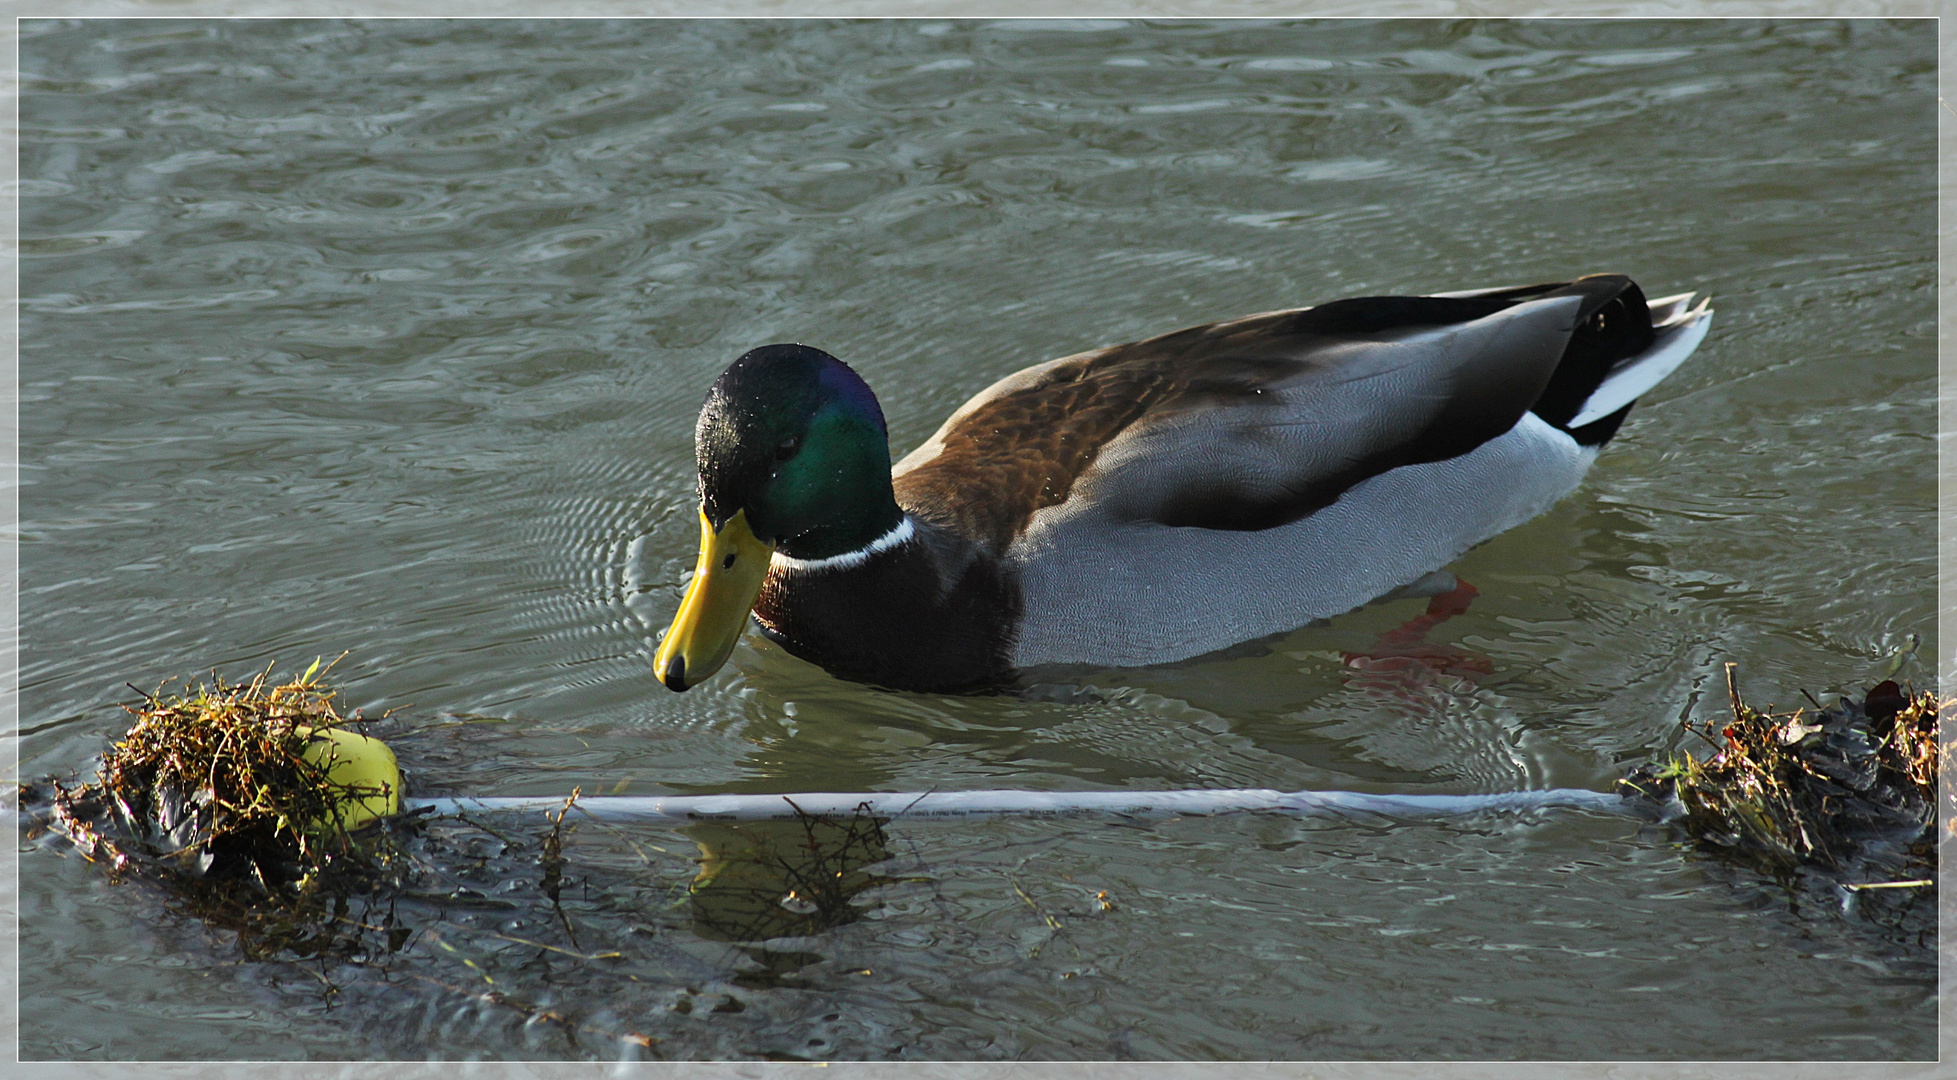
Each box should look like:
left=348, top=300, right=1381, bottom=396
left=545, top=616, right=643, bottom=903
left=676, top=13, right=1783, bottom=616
left=1620, top=666, right=1940, bottom=890
left=51, top=660, right=400, bottom=894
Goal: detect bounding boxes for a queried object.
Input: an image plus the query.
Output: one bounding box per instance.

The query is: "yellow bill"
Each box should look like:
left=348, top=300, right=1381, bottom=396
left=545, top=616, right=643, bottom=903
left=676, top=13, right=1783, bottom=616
left=655, top=508, right=776, bottom=691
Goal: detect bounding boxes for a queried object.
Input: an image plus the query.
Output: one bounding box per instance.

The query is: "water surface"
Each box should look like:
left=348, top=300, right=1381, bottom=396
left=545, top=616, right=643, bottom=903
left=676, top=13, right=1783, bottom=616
left=17, top=18, right=1936, bottom=1061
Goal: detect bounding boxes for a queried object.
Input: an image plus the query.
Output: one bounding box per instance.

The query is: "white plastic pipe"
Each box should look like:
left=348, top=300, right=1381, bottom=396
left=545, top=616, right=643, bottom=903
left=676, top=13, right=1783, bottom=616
left=409, top=787, right=1629, bottom=823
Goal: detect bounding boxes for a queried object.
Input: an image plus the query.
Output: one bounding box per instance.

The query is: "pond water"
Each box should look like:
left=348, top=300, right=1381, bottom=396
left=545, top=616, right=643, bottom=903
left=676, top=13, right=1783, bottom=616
left=16, top=17, right=1937, bottom=1062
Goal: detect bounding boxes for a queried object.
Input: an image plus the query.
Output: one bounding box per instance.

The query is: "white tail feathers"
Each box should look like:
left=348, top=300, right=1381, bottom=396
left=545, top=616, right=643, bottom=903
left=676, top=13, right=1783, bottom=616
left=1567, top=294, right=1713, bottom=428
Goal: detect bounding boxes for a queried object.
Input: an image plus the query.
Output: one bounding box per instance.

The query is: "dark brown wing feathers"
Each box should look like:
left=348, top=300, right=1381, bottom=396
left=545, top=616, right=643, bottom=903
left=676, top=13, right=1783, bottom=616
left=893, top=318, right=1320, bottom=552
left=896, top=275, right=1648, bottom=551
left=895, top=355, right=1172, bottom=553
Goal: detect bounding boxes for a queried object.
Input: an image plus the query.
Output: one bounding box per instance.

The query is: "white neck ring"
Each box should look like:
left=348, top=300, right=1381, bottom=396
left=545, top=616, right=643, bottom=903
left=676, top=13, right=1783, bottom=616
left=771, top=516, right=915, bottom=573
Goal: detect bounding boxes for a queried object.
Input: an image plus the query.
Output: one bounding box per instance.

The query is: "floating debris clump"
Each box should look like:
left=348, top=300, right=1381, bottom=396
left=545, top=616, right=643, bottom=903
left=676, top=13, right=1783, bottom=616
left=49, top=660, right=403, bottom=896
left=1620, top=665, right=1941, bottom=910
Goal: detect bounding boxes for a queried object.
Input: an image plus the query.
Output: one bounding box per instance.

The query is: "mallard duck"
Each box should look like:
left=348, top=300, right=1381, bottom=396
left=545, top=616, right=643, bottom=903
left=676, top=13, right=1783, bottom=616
left=654, top=274, right=1712, bottom=694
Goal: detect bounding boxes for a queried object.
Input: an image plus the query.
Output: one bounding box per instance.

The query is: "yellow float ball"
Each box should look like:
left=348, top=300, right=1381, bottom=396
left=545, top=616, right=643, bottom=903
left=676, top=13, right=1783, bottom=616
left=298, top=725, right=403, bottom=831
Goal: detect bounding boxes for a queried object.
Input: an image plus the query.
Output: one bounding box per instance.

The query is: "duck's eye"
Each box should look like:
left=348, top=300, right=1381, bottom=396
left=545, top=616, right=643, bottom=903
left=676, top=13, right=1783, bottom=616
left=775, top=435, right=801, bottom=461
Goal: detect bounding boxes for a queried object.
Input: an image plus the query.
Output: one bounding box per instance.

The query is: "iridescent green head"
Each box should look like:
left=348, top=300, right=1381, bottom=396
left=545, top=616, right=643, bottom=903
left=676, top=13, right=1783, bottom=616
left=695, top=343, right=901, bottom=560
left=655, top=344, right=901, bottom=692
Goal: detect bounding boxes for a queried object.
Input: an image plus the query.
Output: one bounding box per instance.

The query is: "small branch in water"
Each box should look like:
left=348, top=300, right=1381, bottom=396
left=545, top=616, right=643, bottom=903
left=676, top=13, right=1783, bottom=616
left=542, top=788, right=582, bottom=951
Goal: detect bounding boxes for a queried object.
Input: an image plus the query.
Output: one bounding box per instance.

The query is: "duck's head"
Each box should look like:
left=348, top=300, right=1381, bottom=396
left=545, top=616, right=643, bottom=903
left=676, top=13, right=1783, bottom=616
left=654, top=343, right=901, bottom=692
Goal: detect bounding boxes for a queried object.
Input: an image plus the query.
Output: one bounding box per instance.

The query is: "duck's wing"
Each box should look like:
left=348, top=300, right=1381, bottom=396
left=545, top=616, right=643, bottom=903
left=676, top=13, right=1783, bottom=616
left=893, top=275, right=1674, bottom=552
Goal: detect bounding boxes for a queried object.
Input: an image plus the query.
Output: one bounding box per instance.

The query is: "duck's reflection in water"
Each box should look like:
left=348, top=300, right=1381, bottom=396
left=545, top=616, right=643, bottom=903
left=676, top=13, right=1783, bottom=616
left=684, top=809, right=896, bottom=986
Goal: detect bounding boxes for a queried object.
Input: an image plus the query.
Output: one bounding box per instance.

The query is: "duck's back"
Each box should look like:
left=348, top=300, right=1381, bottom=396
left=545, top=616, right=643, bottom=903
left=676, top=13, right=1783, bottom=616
left=891, top=275, right=1711, bottom=669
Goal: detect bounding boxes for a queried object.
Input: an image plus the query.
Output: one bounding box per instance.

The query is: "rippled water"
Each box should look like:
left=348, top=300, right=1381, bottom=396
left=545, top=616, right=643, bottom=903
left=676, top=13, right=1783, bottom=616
left=18, top=18, right=1936, bottom=1061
